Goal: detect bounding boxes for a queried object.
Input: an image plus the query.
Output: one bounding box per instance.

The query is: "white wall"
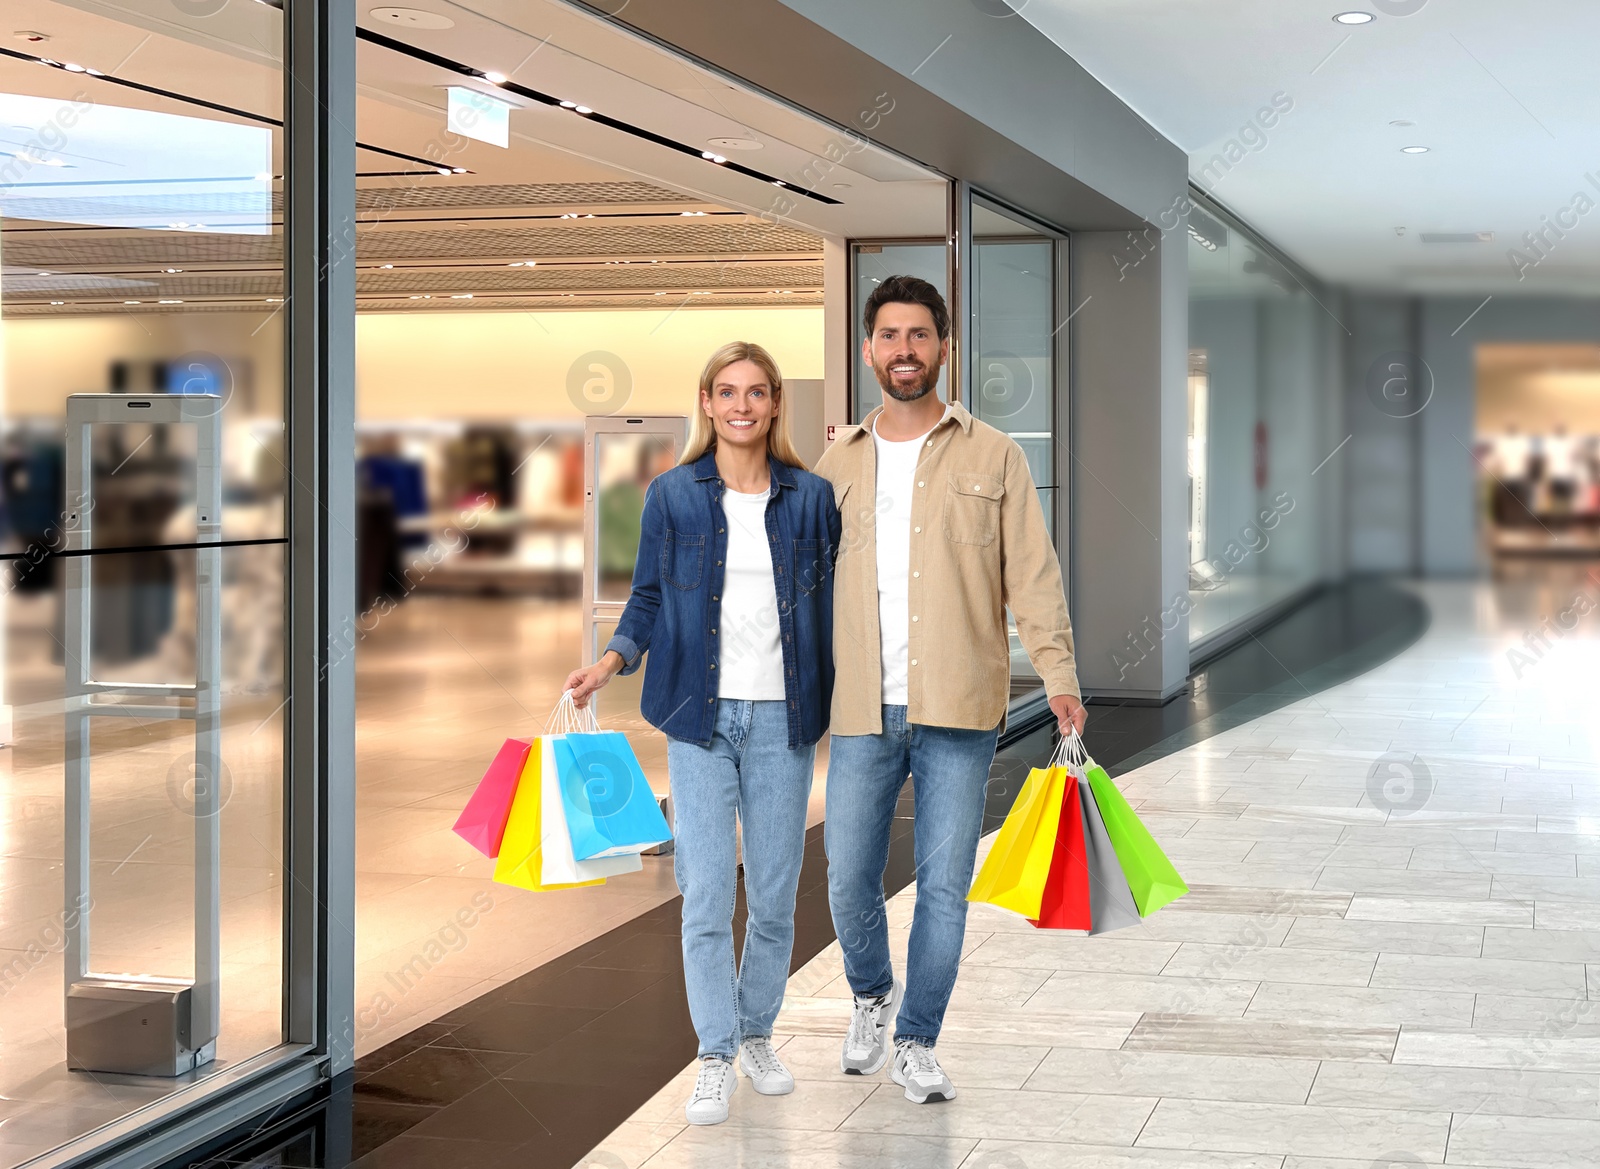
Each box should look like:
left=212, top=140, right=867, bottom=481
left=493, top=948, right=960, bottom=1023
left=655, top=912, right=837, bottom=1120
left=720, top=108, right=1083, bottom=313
left=2, top=306, right=824, bottom=424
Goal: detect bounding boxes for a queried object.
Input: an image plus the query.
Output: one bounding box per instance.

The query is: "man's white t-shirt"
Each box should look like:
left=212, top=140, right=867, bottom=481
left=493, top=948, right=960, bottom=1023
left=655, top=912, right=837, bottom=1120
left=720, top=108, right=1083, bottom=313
left=873, top=408, right=948, bottom=706
left=716, top=488, right=786, bottom=700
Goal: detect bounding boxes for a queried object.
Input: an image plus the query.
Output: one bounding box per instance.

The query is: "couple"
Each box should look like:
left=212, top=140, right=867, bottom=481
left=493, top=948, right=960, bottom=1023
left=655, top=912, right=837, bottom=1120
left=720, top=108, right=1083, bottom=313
left=566, top=275, right=1085, bottom=1125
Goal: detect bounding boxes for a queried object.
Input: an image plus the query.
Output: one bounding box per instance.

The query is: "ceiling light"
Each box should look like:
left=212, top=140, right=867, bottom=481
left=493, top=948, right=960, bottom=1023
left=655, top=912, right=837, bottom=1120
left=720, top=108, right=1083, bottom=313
left=701, top=151, right=715, bottom=160
left=62, top=61, right=85, bottom=71
left=450, top=166, right=467, bottom=174
left=1333, top=11, right=1375, bottom=23
left=379, top=263, right=394, bottom=268
left=560, top=100, right=577, bottom=108
left=435, top=167, right=451, bottom=175
left=450, top=293, right=473, bottom=299
left=369, top=7, right=455, bottom=30
left=772, top=180, right=785, bottom=188
left=124, top=300, right=141, bottom=305
left=163, top=268, right=183, bottom=273
left=575, top=105, right=592, bottom=115
left=707, top=136, right=763, bottom=151
left=712, top=155, right=727, bottom=164
left=50, top=300, right=64, bottom=305
left=158, top=299, right=182, bottom=304
left=1401, top=145, right=1430, bottom=154
left=483, top=70, right=506, bottom=84
left=36, top=270, right=49, bottom=276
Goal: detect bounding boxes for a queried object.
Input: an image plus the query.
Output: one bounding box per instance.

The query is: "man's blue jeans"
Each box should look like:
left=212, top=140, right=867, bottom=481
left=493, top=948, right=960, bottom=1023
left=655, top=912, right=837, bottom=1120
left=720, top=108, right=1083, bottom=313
left=667, top=699, right=815, bottom=1060
left=824, top=704, right=1000, bottom=1047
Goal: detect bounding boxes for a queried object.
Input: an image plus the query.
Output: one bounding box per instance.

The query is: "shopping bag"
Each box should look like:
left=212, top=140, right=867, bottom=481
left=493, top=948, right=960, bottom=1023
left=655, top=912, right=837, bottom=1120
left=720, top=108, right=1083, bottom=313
left=492, top=743, right=604, bottom=892
left=1078, top=776, right=1144, bottom=935
left=538, top=736, right=643, bottom=884
left=556, top=731, right=672, bottom=860
left=1082, top=744, right=1188, bottom=916
left=967, top=760, right=1070, bottom=918
left=453, top=737, right=532, bottom=858
left=1029, top=772, right=1092, bottom=930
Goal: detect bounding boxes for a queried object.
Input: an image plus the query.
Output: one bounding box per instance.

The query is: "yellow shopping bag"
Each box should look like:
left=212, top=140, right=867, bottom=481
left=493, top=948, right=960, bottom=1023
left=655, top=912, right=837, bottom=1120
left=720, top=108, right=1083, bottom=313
left=967, top=764, right=1069, bottom=918
left=492, top=737, right=605, bottom=892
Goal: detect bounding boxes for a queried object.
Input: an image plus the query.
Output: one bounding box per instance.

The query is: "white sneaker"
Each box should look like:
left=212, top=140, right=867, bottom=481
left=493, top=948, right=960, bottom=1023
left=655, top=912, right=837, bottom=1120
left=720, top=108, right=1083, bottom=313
left=840, top=978, right=901, bottom=1075
left=684, top=1056, right=736, bottom=1125
left=890, top=1040, right=956, bottom=1103
left=739, top=1036, right=795, bottom=1096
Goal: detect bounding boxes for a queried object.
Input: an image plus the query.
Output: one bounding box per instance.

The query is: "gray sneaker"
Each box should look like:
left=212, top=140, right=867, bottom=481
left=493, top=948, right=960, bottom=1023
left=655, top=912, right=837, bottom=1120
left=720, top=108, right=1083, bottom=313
left=890, top=1040, right=955, bottom=1103
left=840, top=978, right=900, bottom=1075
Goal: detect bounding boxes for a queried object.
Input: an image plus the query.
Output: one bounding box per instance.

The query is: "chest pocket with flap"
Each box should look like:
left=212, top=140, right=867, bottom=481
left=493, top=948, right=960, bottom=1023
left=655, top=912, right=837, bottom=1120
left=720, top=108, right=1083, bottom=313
left=943, top=473, right=1004, bottom=546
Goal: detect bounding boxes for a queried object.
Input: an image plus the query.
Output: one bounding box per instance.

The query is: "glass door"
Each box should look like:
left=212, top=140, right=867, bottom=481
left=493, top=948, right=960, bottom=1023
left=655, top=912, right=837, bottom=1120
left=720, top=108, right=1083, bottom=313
left=964, top=192, right=1067, bottom=695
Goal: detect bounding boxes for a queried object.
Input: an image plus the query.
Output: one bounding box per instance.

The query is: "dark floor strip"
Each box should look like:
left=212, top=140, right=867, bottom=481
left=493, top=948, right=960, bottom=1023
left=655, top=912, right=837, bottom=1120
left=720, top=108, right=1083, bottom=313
left=159, top=578, right=1427, bottom=1169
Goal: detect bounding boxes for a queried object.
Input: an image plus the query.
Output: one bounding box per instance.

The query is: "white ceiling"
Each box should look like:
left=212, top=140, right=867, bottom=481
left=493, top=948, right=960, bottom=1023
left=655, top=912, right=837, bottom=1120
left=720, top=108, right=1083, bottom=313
left=1016, top=0, right=1600, bottom=295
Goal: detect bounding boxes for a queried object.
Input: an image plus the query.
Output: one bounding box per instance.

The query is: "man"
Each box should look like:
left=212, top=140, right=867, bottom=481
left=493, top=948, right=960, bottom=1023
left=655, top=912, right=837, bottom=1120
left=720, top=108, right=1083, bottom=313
left=815, top=274, right=1085, bottom=1104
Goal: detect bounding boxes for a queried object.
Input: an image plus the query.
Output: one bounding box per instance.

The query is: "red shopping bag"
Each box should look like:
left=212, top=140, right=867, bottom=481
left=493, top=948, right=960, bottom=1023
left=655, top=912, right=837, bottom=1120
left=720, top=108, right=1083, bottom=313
left=453, top=738, right=533, bottom=857
left=1029, top=779, right=1092, bottom=930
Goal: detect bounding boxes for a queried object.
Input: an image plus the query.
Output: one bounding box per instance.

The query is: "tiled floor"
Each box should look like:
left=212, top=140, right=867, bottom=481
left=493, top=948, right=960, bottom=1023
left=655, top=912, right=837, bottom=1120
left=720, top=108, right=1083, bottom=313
left=582, top=573, right=1600, bottom=1168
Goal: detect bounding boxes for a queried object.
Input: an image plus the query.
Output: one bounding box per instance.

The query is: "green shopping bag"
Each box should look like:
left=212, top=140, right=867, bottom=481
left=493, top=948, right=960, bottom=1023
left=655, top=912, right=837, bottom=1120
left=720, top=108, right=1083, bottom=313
left=1085, top=762, right=1188, bottom=916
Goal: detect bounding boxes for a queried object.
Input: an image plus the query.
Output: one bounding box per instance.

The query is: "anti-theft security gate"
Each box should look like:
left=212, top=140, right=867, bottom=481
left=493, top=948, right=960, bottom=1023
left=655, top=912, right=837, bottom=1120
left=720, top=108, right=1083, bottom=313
left=62, top=393, right=223, bottom=1077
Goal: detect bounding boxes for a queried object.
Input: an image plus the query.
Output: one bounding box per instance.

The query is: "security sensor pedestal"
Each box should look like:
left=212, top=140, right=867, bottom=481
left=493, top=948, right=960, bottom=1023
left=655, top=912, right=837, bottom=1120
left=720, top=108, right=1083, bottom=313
left=62, top=394, right=223, bottom=1077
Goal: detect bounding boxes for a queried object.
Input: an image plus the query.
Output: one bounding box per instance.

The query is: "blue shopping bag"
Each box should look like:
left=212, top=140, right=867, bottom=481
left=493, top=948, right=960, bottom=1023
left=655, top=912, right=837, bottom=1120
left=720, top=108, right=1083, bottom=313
left=553, top=731, right=672, bottom=859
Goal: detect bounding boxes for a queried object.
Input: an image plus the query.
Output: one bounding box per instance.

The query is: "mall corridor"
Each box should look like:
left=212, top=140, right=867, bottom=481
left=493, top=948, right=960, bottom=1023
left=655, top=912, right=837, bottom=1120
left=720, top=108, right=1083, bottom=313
left=587, top=575, right=1600, bottom=1167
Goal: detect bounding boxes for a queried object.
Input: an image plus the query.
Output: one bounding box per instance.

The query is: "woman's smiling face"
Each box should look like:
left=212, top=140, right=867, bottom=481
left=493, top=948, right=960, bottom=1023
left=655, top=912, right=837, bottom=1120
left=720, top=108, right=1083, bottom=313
left=702, top=358, right=777, bottom=452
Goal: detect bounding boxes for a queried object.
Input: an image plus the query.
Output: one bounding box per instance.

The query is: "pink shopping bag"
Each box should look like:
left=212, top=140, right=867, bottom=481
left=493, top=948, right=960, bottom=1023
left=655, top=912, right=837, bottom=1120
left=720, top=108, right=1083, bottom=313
left=453, top=738, right=533, bottom=857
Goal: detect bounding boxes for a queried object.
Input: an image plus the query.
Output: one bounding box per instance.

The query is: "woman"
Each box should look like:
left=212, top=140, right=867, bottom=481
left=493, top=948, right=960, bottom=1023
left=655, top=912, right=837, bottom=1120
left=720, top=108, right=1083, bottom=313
left=566, top=342, right=838, bottom=1126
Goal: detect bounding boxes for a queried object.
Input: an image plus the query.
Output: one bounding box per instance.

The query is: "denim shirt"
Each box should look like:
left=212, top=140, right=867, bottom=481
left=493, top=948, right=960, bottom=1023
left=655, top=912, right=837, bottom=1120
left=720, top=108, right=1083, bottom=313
left=606, top=451, right=840, bottom=749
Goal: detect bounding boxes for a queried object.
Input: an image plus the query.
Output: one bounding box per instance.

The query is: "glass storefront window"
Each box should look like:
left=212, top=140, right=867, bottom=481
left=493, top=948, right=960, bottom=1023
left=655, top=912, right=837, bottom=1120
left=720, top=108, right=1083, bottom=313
left=1186, top=200, right=1321, bottom=646
left=0, top=3, right=290, bottom=1160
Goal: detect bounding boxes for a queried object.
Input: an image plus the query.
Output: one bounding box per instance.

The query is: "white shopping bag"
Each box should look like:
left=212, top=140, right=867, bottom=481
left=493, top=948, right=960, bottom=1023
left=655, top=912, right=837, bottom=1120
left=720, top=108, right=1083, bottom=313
left=539, top=733, right=642, bottom=885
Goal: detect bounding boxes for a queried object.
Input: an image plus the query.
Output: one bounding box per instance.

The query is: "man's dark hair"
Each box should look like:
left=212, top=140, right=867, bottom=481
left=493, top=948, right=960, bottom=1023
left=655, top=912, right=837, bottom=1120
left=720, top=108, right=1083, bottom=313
left=862, top=274, right=950, bottom=341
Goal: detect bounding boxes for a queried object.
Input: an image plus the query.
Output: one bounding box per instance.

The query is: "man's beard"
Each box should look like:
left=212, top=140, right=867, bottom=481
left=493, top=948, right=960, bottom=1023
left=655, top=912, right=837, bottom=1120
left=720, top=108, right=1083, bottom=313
left=873, top=356, right=941, bottom=402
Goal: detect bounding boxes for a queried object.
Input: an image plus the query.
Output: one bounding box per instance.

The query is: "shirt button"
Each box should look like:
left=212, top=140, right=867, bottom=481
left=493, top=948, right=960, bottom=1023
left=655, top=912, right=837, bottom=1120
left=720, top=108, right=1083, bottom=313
left=708, top=698, right=715, bottom=704
left=715, top=560, right=722, bottom=566
left=912, top=615, right=919, bottom=622
left=925, top=440, right=932, bottom=447
left=711, top=628, right=717, bottom=634
left=974, top=483, right=982, bottom=490
left=913, top=571, right=921, bottom=578
left=914, top=526, right=921, bottom=534
left=917, top=481, right=924, bottom=488
left=710, top=663, right=717, bottom=669
left=718, top=527, right=725, bottom=534
left=910, top=659, right=918, bottom=666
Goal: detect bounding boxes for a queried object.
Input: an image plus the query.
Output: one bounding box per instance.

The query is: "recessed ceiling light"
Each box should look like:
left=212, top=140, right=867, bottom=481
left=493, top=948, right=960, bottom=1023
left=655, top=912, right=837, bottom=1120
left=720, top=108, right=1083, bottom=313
left=49, top=300, right=64, bottom=305
left=482, top=70, right=506, bottom=84
left=707, top=136, right=763, bottom=151
left=379, top=263, right=394, bottom=269
left=1333, top=11, right=1375, bottom=23
left=1401, top=145, right=1430, bottom=154
left=159, top=299, right=182, bottom=304
left=560, top=100, right=577, bottom=109
left=574, top=105, right=592, bottom=115
left=832, top=182, right=851, bottom=189
left=369, top=7, right=455, bottom=30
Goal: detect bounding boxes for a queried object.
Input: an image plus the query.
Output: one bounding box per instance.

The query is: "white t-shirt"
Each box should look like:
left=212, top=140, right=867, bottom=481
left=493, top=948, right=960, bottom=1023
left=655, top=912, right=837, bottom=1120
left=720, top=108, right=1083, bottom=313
left=872, top=418, right=935, bottom=706
left=716, top=488, right=786, bottom=700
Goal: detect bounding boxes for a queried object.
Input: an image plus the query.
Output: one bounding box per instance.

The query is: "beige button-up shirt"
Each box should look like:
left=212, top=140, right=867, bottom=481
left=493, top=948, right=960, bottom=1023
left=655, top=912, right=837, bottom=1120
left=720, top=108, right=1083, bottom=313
left=815, top=399, right=1080, bottom=736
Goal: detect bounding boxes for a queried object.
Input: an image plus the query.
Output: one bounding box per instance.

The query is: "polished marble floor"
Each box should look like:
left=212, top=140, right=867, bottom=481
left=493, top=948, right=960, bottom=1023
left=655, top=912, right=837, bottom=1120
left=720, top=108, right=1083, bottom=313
left=580, top=574, right=1600, bottom=1168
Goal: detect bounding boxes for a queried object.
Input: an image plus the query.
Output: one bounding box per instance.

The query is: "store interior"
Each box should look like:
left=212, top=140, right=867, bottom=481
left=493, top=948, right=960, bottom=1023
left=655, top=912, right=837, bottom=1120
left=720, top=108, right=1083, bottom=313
left=1475, top=342, right=1600, bottom=562
left=0, top=0, right=950, bottom=1161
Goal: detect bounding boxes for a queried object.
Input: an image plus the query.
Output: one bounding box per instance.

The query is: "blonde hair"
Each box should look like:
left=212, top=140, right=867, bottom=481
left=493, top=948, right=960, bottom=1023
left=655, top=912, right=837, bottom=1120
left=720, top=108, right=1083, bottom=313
left=680, top=341, right=807, bottom=469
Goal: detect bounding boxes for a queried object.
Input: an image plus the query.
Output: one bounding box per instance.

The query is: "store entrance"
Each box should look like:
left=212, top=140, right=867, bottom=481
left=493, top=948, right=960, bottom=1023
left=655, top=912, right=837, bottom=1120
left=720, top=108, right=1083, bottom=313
left=1476, top=343, right=1600, bottom=565
left=345, top=0, right=950, bottom=1055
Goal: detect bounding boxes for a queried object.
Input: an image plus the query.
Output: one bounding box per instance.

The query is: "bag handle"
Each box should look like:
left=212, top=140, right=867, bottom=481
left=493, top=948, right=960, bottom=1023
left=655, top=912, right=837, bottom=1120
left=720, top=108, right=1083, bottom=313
left=547, top=689, right=601, bottom=735
left=1052, top=726, right=1089, bottom=770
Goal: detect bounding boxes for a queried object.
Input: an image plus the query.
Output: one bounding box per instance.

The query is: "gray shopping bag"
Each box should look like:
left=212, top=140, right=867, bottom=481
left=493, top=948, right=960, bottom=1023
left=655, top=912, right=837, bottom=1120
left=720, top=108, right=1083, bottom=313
left=1078, top=775, right=1143, bottom=936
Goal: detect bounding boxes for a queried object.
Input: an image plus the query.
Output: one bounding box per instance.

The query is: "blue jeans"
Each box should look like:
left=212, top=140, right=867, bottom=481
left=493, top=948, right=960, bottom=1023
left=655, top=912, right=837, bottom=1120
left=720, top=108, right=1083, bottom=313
left=825, top=704, right=1000, bottom=1047
left=668, top=699, right=816, bottom=1060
